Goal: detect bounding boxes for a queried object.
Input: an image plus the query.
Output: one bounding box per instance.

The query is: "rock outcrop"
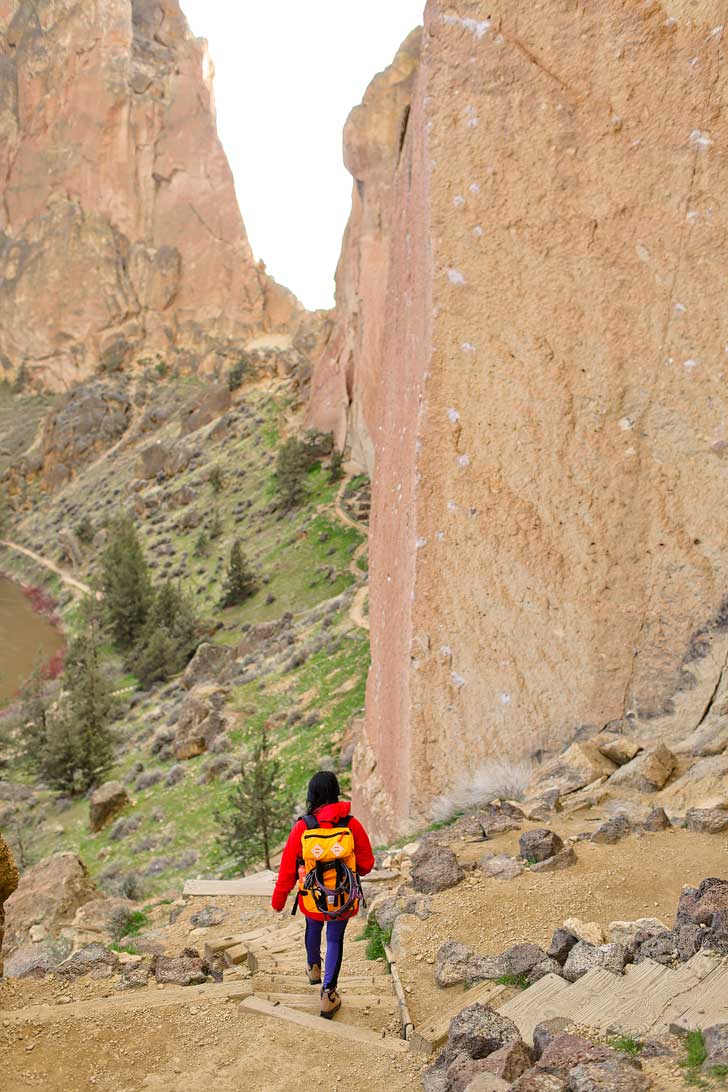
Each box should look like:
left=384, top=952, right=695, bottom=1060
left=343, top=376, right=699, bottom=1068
left=0, top=833, right=19, bottom=975
left=2, top=851, right=96, bottom=964
left=340, top=1, right=728, bottom=839
left=0, top=0, right=299, bottom=390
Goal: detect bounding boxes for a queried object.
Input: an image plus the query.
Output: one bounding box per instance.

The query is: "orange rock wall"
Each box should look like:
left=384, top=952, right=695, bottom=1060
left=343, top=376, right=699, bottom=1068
left=0, top=0, right=297, bottom=389
left=352, top=0, right=728, bottom=839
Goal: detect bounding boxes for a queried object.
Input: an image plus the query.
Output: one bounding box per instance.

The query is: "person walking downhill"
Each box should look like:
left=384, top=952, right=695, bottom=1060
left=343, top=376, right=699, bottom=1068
left=272, top=771, right=374, bottom=1019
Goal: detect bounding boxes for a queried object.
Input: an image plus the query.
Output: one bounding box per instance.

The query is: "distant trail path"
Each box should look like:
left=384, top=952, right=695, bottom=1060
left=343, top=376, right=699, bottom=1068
left=334, top=471, right=370, bottom=633
left=0, top=540, right=93, bottom=597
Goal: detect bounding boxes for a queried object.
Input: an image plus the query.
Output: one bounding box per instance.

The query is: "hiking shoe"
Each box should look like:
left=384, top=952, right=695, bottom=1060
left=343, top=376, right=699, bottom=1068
left=319, top=987, right=341, bottom=1020
left=307, top=962, right=322, bottom=985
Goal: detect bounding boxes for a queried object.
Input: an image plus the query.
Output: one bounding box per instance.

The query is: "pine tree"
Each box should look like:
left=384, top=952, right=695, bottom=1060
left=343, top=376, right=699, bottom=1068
left=130, top=581, right=199, bottom=688
left=276, top=437, right=309, bottom=509
left=20, top=658, right=50, bottom=775
left=215, top=727, right=294, bottom=870
left=100, top=514, right=152, bottom=649
left=328, top=450, right=345, bottom=483
left=42, top=606, right=115, bottom=793
left=220, top=541, right=257, bottom=607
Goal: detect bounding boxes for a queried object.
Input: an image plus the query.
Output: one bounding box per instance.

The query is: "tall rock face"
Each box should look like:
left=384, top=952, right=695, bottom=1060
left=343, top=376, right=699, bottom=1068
left=345, top=0, right=728, bottom=840
left=0, top=0, right=298, bottom=389
left=306, top=28, right=421, bottom=471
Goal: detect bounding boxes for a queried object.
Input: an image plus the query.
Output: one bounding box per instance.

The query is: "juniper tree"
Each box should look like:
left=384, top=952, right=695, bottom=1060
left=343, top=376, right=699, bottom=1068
left=19, top=658, right=50, bottom=775
left=220, top=540, right=256, bottom=607
left=276, top=437, right=309, bottom=510
left=42, top=606, right=115, bottom=793
left=130, top=580, right=199, bottom=688
left=100, top=514, right=152, bottom=649
left=215, top=727, right=294, bottom=870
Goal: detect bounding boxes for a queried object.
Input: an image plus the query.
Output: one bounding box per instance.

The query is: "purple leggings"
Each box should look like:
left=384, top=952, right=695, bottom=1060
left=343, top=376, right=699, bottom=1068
left=304, top=917, right=348, bottom=990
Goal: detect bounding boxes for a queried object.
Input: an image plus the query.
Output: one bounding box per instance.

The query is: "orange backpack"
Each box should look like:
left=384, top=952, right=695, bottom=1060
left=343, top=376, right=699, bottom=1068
left=295, top=814, right=363, bottom=919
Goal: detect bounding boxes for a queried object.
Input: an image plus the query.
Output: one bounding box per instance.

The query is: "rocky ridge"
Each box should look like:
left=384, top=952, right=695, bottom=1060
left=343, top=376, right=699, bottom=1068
left=0, top=0, right=299, bottom=390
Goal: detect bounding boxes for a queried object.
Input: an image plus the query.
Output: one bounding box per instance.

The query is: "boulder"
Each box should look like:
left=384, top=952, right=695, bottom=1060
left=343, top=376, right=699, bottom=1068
left=137, top=442, right=169, bottom=480
left=435, top=940, right=474, bottom=987
left=686, top=807, right=728, bottom=834
left=633, top=931, right=678, bottom=965
left=499, top=944, right=553, bottom=978
left=530, top=848, right=577, bottom=873
left=687, top=878, right=728, bottom=925
left=182, top=643, right=231, bottom=689
left=562, top=942, right=628, bottom=982
left=390, top=912, right=420, bottom=958
left=152, top=949, right=207, bottom=986
left=56, top=943, right=118, bottom=978
left=0, top=834, right=19, bottom=975
left=608, top=918, right=668, bottom=947
left=173, top=685, right=229, bottom=761
left=608, top=744, right=676, bottom=793
left=411, top=843, right=464, bottom=894
left=189, top=906, right=226, bottom=929
left=71, top=896, right=135, bottom=941
left=659, top=755, right=728, bottom=810
left=533, top=1019, right=575, bottom=1059
left=537, top=1034, right=613, bottom=1075
left=642, top=807, right=671, bottom=832
left=519, top=829, right=564, bottom=863
left=3, top=852, right=96, bottom=958
left=89, top=781, right=130, bottom=833
left=591, top=815, right=631, bottom=845
left=481, top=854, right=524, bottom=881
left=526, top=743, right=617, bottom=799
left=59, top=527, right=83, bottom=568
left=481, top=1040, right=535, bottom=1081
left=593, top=736, right=642, bottom=766
left=561, top=919, right=606, bottom=946
left=674, top=721, right=728, bottom=758
left=461, top=1075, right=510, bottom=1092
left=3, top=942, right=66, bottom=979
left=179, top=386, right=231, bottom=437
left=370, top=893, right=431, bottom=931
left=443, top=1003, right=521, bottom=1062
left=547, top=929, right=579, bottom=967
left=566, top=1058, right=649, bottom=1090
left=511, top=1071, right=569, bottom=1091
left=703, top=1023, right=728, bottom=1068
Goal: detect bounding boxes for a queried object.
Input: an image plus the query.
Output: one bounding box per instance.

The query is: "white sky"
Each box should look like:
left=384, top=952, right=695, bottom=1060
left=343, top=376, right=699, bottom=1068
left=182, top=1, right=425, bottom=310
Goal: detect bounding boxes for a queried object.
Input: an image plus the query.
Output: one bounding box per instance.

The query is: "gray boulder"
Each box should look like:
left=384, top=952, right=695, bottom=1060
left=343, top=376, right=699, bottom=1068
left=412, top=843, right=464, bottom=894
left=643, top=807, right=671, bottom=832
left=152, top=949, right=207, bottom=986
left=519, top=829, right=564, bottom=863
left=532, top=1018, right=575, bottom=1060
left=435, top=940, right=473, bottom=987
left=567, top=1058, right=648, bottom=1090
left=562, top=942, right=628, bottom=982
left=547, top=929, right=579, bottom=966
left=444, top=1003, right=521, bottom=1062
left=190, top=906, right=226, bottom=928
left=530, top=848, right=577, bottom=873
left=56, top=943, right=118, bottom=978
left=591, top=815, right=631, bottom=845
left=686, top=808, right=728, bottom=834
left=703, top=1023, right=728, bottom=1068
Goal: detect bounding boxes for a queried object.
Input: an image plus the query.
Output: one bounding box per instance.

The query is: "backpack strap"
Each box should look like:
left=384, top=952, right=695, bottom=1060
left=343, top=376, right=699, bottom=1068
left=300, top=814, right=319, bottom=830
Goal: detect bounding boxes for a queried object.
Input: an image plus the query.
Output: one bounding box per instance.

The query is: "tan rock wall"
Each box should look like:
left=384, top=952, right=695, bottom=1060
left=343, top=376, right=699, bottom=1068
left=306, top=29, right=421, bottom=470
left=0, top=0, right=299, bottom=389
left=352, top=0, right=728, bottom=839
left=0, top=833, right=20, bottom=975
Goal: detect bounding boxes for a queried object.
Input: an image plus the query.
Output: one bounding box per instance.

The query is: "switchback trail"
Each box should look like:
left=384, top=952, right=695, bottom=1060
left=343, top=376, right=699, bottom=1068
left=334, top=470, right=370, bottom=633
left=0, top=540, right=93, bottom=597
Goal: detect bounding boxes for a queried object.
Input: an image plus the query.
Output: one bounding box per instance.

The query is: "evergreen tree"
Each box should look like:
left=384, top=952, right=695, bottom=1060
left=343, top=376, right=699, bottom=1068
left=209, top=465, right=225, bottom=494
left=220, top=541, right=256, bottom=607
left=130, top=581, right=199, bottom=688
left=215, top=727, right=294, bottom=870
left=100, top=514, right=152, bottom=649
left=208, top=509, right=223, bottom=540
left=42, top=607, right=115, bottom=793
left=20, top=659, right=50, bottom=775
left=276, top=437, right=309, bottom=510
left=328, top=450, right=345, bottom=484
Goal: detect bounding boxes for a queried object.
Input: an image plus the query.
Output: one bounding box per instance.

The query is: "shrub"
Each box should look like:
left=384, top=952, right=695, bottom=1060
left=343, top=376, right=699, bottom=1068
left=209, top=465, right=225, bottom=494
left=328, top=450, right=345, bottom=483
left=228, top=355, right=251, bottom=391
left=220, top=541, right=256, bottom=607
left=276, top=437, right=310, bottom=510
left=75, top=515, right=95, bottom=545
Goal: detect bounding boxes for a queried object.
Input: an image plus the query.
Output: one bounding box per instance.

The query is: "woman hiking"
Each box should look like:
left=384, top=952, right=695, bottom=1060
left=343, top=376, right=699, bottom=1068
left=272, top=771, right=374, bottom=1019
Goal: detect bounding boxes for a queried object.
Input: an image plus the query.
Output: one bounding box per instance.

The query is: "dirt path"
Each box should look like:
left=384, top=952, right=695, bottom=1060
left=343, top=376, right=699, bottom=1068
left=0, top=540, right=93, bottom=597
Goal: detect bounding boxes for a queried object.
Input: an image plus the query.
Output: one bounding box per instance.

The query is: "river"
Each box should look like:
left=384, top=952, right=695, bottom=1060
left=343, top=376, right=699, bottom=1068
left=0, top=578, right=65, bottom=701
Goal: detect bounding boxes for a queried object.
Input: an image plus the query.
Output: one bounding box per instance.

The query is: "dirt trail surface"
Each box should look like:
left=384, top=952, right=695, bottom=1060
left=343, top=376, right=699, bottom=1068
left=334, top=471, right=370, bottom=632
left=0, top=541, right=92, bottom=597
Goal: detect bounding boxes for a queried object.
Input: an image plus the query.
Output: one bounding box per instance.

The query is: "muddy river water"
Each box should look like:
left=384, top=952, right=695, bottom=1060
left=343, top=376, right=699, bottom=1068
left=0, top=578, right=65, bottom=701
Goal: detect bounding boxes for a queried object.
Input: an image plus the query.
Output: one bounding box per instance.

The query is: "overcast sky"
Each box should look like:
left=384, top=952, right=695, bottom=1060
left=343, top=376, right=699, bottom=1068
left=182, top=1, right=425, bottom=310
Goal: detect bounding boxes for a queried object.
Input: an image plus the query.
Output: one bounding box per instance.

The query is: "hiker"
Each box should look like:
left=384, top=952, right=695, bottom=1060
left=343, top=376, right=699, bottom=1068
left=272, top=770, right=375, bottom=1019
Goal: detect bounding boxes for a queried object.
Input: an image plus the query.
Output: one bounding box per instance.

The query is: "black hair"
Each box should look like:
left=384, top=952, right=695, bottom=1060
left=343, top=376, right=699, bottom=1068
left=306, top=770, right=340, bottom=813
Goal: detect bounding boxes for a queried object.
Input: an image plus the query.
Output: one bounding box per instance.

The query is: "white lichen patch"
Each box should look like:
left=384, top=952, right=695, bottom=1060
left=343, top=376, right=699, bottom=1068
left=457, top=454, right=471, bottom=468
left=447, top=407, right=461, bottom=424
left=473, top=225, right=483, bottom=238
left=689, top=129, right=713, bottom=148
left=619, top=417, right=635, bottom=431
left=450, top=671, right=466, bottom=689
left=443, top=13, right=492, bottom=39
left=453, top=195, right=466, bottom=209
left=461, top=342, right=477, bottom=353
left=469, top=182, right=481, bottom=195
left=686, top=209, right=700, bottom=224
left=674, top=302, right=686, bottom=313
left=683, top=358, right=699, bottom=370
left=416, top=537, right=427, bottom=550
left=499, top=692, right=512, bottom=706
left=447, top=268, right=465, bottom=286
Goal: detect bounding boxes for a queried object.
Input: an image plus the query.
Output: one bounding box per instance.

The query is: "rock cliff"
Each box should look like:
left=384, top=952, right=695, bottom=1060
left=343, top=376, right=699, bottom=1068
left=0, top=0, right=298, bottom=390
left=0, top=833, right=19, bottom=975
left=333, top=1, right=728, bottom=840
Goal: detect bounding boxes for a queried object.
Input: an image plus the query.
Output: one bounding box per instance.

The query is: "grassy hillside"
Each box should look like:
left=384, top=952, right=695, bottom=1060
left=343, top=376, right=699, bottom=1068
left=0, top=367, right=371, bottom=897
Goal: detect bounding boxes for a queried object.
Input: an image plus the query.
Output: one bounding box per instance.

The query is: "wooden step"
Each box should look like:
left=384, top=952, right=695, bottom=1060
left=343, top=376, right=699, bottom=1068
left=496, top=973, right=573, bottom=1042
left=254, top=992, right=396, bottom=1013
left=409, top=981, right=507, bottom=1055
left=239, top=996, right=408, bottom=1052
left=252, top=973, right=394, bottom=993
left=667, top=964, right=728, bottom=1034
left=183, top=872, right=276, bottom=897
left=1, top=981, right=254, bottom=1025
left=250, top=953, right=389, bottom=975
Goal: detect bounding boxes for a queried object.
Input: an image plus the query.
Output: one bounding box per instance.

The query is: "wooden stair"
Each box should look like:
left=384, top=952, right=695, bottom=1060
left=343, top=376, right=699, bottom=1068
left=496, top=953, right=728, bottom=1043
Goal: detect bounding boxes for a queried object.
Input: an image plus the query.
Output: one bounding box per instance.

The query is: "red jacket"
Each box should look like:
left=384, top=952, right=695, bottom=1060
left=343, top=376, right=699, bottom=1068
left=271, top=800, right=374, bottom=919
